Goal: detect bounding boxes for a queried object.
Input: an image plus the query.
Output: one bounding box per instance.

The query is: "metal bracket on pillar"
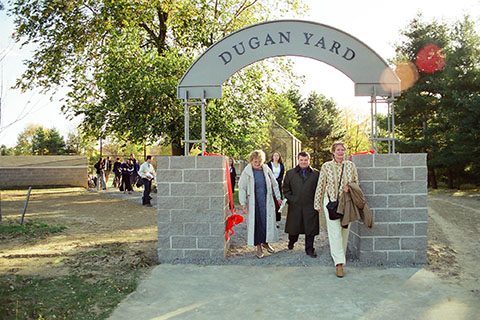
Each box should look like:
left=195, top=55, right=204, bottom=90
left=182, top=90, right=208, bottom=156
left=369, top=87, right=397, bottom=154
left=201, top=90, right=206, bottom=154
left=183, top=90, right=190, bottom=156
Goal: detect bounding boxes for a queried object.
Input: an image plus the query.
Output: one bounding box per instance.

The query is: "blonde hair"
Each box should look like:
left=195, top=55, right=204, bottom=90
left=331, top=141, right=347, bottom=155
left=248, top=150, right=266, bottom=163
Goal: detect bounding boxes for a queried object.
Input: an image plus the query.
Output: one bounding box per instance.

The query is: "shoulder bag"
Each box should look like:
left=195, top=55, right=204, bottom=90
left=326, top=164, right=344, bottom=220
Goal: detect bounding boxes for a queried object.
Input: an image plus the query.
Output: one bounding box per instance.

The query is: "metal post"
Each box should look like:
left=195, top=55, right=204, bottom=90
left=370, top=95, right=375, bottom=152
left=19, top=187, right=32, bottom=226
left=201, top=90, right=206, bottom=154
left=387, top=99, right=392, bottom=153
left=374, top=99, right=378, bottom=152
left=391, top=93, right=396, bottom=153
left=184, top=91, right=190, bottom=156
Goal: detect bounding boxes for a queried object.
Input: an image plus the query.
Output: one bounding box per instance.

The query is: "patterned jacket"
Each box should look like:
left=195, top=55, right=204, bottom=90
left=314, top=159, right=358, bottom=211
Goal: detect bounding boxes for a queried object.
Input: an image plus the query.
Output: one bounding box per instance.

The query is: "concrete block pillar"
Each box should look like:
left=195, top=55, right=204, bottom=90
left=156, top=156, right=230, bottom=262
left=349, top=153, right=428, bottom=264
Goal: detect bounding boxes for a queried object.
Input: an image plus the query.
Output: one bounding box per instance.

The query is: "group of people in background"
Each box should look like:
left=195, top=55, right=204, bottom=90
left=93, top=153, right=156, bottom=207
left=235, top=142, right=371, bottom=278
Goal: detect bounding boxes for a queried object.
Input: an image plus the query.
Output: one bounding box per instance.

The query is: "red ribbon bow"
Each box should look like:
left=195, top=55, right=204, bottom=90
left=203, top=152, right=244, bottom=240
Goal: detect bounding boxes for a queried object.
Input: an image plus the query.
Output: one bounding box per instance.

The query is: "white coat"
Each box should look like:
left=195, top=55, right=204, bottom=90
left=238, top=163, right=280, bottom=246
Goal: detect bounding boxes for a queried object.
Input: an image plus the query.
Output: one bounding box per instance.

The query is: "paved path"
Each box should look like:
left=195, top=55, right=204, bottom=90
left=108, top=264, right=478, bottom=320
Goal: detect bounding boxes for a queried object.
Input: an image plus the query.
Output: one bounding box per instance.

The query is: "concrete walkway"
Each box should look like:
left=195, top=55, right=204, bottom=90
left=108, top=264, right=478, bottom=320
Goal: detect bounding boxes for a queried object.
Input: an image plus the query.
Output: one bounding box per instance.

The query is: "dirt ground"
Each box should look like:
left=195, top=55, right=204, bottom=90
left=0, top=188, right=158, bottom=278
left=1, top=187, right=479, bottom=292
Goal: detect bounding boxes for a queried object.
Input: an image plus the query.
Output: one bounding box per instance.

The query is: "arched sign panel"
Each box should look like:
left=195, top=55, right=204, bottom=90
left=177, top=19, right=400, bottom=99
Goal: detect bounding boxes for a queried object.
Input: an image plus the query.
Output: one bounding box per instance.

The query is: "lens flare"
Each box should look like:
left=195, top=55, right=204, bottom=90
left=415, top=43, right=446, bottom=73
left=395, top=60, right=419, bottom=91
left=380, top=60, right=419, bottom=94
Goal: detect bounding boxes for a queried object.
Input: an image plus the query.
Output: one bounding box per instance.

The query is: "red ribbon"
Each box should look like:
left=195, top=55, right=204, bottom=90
left=348, top=150, right=376, bottom=161
left=202, top=152, right=244, bottom=240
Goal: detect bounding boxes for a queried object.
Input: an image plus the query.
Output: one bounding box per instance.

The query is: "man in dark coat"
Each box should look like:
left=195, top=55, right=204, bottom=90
left=283, top=151, right=320, bottom=257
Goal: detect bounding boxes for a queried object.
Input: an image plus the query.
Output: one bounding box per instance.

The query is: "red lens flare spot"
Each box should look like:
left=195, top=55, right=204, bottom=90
left=415, top=44, right=446, bottom=74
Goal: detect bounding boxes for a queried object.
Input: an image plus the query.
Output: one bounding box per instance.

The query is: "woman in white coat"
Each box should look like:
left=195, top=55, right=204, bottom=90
left=238, top=150, right=283, bottom=258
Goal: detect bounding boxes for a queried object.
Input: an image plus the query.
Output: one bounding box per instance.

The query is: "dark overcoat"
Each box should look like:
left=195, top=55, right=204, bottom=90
left=283, top=166, right=320, bottom=236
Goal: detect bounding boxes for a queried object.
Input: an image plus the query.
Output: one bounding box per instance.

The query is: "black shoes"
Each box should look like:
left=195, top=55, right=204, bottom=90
left=306, top=250, right=317, bottom=258
left=287, top=242, right=294, bottom=250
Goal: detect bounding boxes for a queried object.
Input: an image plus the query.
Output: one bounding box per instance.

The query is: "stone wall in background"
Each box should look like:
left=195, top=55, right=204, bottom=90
left=0, top=156, right=88, bottom=189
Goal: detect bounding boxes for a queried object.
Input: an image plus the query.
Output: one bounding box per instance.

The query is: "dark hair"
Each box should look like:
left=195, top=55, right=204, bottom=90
left=298, top=151, right=310, bottom=159
left=270, top=151, right=283, bottom=164
left=146, top=155, right=152, bottom=160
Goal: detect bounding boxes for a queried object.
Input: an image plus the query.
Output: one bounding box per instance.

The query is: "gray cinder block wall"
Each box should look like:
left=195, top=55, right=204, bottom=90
left=0, top=156, right=88, bottom=188
left=156, top=156, right=230, bottom=262
left=349, top=153, right=428, bottom=264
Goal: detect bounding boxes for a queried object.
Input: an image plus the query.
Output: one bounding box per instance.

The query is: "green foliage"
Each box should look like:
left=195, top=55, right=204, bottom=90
left=265, top=90, right=300, bottom=136
left=286, top=89, right=344, bottom=168
left=201, top=64, right=276, bottom=158
left=341, top=108, right=371, bottom=154
left=0, top=221, right=66, bottom=237
left=394, top=15, right=480, bottom=188
left=13, top=124, right=67, bottom=155
left=0, top=144, right=14, bottom=155
left=31, top=127, right=66, bottom=155
left=10, top=0, right=307, bottom=156
left=13, top=124, right=41, bottom=155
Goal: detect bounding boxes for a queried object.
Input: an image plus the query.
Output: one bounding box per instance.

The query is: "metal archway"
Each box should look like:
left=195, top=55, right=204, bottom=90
left=177, top=19, right=401, bottom=155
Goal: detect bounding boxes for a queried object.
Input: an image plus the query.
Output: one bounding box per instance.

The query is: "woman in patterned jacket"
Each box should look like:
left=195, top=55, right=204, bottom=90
left=314, top=141, right=359, bottom=278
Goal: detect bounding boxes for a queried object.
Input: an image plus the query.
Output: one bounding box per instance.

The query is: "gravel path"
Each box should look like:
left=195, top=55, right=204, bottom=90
left=95, top=188, right=380, bottom=268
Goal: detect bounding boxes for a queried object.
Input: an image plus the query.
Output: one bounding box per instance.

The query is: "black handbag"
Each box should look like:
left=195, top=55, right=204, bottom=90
left=326, top=164, right=344, bottom=220
left=136, top=177, right=144, bottom=188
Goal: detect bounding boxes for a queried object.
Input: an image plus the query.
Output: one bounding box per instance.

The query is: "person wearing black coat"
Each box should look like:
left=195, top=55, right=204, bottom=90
left=94, top=158, right=106, bottom=190
left=283, top=151, right=320, bottom=257
left=228, top=158, right=237, bottom=192
left=120, top=159, right=134, bottom=193
left=112, top=158, right=122, bottom=188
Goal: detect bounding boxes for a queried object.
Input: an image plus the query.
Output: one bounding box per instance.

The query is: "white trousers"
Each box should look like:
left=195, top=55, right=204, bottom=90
left=323, top=197, right=351, bottom=266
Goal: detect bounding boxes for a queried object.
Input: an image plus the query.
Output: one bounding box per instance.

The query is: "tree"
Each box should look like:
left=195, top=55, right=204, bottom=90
left=14, top=123, right=42, bottom=155
left=202, top=64, right=276, bottom=159
left=31, top=127, right=48, bottom=155
left=394, top=15, right=480, bottom=188
left=46, top=128, right=66, bottom=154
left=10, top=0, right=307, bottom=155
left=285, top=89, right=343, bottom=168
left=65, top=132, right=82, bottom=155
left=265, top=90, right=300, bottom=136
left=341, top=108, right=370, bottom=154
left=0, top=144, right=14, bottom=155
left=31, top=127, right=65, bottom=155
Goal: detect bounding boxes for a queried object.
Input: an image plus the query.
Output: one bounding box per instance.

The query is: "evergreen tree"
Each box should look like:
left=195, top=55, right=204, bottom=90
left=394, top=15, right=480, bottom=188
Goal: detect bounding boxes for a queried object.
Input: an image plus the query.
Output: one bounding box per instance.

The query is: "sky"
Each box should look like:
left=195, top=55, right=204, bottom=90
left=0, top=0, right=479, bottom=148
